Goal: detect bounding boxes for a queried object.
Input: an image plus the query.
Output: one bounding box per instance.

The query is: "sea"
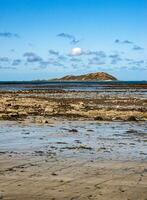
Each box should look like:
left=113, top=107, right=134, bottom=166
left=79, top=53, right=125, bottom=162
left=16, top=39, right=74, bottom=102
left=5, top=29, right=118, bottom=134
left=0, top=81, right=147, bottom=92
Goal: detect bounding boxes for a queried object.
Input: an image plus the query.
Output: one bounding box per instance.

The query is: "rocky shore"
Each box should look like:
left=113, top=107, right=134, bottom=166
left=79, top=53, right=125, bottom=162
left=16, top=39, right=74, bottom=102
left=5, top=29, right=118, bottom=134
left=0, top=86, right=146, bottom=123
left=0, top=82, right=147, bottom=200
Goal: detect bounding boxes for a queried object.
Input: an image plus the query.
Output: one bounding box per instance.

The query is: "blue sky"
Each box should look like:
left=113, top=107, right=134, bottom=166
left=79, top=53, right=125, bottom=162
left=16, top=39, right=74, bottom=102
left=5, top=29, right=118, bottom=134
left=0, top=0, right=147, bottom=81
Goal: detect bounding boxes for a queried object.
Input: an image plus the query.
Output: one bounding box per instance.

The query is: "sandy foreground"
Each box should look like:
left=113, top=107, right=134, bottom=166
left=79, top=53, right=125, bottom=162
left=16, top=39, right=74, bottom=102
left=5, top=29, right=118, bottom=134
left=0, top=154, right=147, bottom=200
left=0, top=83, right=147, bottom=199
left=0, top=119, right=147, bottom=200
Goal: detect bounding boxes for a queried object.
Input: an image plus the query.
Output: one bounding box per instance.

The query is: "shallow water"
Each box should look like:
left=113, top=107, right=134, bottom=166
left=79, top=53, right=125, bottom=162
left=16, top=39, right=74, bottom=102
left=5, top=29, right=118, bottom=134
left=0, top=81, right=147, bottom=92
left=0, top=120, right=147, bottom=161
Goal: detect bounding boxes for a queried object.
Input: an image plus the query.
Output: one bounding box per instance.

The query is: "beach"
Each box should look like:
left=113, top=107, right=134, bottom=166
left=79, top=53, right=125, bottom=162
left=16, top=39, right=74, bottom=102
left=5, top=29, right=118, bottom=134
left=1, top=0, right=147, bottom=198
left=0, top=81, right=147, bottom=199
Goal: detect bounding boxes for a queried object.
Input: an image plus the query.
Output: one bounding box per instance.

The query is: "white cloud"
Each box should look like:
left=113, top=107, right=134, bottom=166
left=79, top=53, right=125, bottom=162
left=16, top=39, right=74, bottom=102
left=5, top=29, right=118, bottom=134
left=71, top=47, right=82, bottom=56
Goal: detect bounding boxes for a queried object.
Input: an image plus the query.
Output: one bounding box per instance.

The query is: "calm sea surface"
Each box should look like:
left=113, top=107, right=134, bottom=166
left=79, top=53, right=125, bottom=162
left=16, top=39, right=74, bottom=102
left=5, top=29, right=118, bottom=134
left=0, top=81, right=147, bottom=92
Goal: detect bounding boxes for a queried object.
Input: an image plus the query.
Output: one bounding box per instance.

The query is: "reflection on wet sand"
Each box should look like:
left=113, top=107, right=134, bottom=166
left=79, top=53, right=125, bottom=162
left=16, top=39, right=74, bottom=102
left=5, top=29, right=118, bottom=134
left=0, top=120, right=147, bottom=160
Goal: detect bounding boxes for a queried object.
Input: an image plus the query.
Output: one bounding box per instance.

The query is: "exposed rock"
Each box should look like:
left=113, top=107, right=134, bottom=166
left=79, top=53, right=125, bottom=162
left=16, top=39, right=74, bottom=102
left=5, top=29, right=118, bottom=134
left=127, top=116, right=137, bottom=121
left=51, top=172, right=58, bottom=176
left=0, top=84, right=146, bottom=122
left=94, top=116, right=103, bottom=120
left=62, top=145, right=93, bottom=150
left=55, top=72, right=117, bottom=81
left=68, top=129, right=78, bottom=133
left=0, top=192, right=3, bottom=199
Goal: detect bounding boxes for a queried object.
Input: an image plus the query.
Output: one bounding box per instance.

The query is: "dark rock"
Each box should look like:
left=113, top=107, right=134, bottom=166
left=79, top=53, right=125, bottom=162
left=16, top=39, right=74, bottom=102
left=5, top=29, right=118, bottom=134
left=21, top=132, right=30, bottom=135
left=0, top=193, right=3, bottom=199
left=87, top=129, right=94, bottom=132
left=69, top=129, right=78, bottom=133
left=34, top=151, right=44, bottom=156
left=51, top=172, right=58, bottom=176
left=127, top=116, right=137, bottom=121
left=94, top=116, right=103, bottom=120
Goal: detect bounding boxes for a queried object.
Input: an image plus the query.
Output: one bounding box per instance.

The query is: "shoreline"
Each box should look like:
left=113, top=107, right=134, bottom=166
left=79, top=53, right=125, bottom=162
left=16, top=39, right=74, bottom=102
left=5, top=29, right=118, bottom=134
left=0, top=83, right=147, bottom=199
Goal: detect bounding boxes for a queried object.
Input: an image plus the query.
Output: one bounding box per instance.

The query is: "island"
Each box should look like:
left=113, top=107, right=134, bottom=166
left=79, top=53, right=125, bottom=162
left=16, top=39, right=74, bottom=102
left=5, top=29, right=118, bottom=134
left=53, top=72, right=117, bottom=81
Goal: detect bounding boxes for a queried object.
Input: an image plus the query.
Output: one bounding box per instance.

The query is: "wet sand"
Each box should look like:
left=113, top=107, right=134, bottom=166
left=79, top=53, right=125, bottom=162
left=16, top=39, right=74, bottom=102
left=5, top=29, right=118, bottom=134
left=0, top=82, right=147, bottom=199
left=1, top=155, right=147, bottom=200
left=0, top=120, right=147, bottom=200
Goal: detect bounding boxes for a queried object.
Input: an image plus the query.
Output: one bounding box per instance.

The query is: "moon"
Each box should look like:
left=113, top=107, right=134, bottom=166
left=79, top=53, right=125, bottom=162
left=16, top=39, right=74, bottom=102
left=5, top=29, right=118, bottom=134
left=71, top=47, right=82, bottom=56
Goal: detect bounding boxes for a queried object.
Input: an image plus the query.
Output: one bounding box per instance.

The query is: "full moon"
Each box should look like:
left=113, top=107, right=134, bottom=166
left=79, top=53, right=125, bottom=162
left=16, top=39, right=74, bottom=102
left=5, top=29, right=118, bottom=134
left=71, top=47, right=82, bottom=56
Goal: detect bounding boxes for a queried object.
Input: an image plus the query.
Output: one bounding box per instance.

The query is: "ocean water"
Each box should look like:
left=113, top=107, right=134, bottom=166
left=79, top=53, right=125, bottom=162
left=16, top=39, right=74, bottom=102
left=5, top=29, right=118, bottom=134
left=0, top=81, right=147, bottom=92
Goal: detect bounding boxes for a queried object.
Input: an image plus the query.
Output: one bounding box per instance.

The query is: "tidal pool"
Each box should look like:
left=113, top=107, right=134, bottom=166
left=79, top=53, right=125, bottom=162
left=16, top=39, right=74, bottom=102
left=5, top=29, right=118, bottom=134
left=0, top=120, right=147, bottom=161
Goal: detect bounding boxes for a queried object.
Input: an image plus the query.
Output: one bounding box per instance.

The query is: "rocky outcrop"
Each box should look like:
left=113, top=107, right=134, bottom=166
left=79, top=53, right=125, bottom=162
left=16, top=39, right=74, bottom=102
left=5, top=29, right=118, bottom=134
left=56, top=72, right=117, bottom=81
left=0, top=90, right=146, bottom=122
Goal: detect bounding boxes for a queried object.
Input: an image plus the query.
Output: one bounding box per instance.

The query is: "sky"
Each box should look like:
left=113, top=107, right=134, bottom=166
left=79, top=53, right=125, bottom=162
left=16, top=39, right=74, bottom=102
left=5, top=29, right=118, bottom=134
left=0, top=0, right=147, bottom=81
